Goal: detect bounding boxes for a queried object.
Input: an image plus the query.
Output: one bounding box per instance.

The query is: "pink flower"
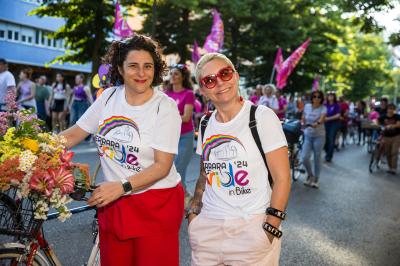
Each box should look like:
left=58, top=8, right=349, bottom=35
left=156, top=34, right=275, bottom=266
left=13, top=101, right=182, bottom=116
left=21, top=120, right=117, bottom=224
left=29, top=171, right=56, bottom=197
left=5, top=89, right=18, bottom=111
left=48, top=166, right=74, bottom=194
left=60, top=150, right=74, bottom=167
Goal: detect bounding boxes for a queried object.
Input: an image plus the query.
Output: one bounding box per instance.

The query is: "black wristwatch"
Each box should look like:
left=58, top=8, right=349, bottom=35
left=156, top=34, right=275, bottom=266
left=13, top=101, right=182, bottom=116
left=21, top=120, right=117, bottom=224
left=120, top=177, right=132, bottom=194
left=185, top=207, right=201, bottom=219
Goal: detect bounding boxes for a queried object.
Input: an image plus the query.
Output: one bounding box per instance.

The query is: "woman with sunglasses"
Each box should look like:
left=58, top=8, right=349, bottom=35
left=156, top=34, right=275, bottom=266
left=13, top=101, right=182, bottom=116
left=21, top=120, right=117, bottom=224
left=60, top=34, right=183, bottom=266
left=301, top=91, right=327, bottom=188
left=188, top=53, right=290, bottom=265
left=165, top=64, right=195, bottom=207
left=324, top=92, right=341, bottom=162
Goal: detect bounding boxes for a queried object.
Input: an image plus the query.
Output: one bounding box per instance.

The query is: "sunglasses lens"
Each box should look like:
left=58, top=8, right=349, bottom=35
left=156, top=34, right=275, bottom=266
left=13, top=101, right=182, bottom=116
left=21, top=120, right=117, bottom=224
left=202, top=76, right=217, bottom=89
left=219, top=68, right=233, bottom=81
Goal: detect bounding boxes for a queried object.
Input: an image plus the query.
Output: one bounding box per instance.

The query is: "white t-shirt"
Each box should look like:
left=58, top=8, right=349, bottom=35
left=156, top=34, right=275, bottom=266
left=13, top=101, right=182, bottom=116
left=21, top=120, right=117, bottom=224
left=0, top=70, right=16, bottom=104
left=77, top=86, right=182, bottom=193
left=259, top=95, right=278, bottom=110
left=196, top=100, right=287, bottom=219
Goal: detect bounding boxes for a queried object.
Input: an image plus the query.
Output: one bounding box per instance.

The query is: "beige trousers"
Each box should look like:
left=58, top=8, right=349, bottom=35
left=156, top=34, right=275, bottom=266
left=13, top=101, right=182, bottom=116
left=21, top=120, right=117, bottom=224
left=383, top=135, right=400, bottom=170
left=189, top=213, right=281, bottom=266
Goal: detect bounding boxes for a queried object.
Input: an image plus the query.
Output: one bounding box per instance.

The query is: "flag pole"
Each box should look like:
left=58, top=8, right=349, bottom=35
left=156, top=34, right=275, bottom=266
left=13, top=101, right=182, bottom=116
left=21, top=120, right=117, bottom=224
left=269, top=67, right=276, bottom=84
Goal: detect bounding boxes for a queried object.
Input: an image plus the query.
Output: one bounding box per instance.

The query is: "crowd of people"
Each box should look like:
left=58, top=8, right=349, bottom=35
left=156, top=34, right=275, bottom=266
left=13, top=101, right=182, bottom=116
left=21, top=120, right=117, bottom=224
left=0, top=32, right=399, bottom=265
left=0, top=58, right=94, bottom=134
left=248, top=84, right=400, bottom=180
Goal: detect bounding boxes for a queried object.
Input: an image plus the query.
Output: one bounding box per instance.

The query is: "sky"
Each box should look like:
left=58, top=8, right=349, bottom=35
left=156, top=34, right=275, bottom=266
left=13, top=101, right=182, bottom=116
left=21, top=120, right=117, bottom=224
left=373, top=3, right=400, bottom=39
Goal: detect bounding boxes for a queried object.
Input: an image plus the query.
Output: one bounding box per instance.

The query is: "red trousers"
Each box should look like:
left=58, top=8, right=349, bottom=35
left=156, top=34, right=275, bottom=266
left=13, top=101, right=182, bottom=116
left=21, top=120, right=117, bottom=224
left=98, top=183, right=184, bottom=266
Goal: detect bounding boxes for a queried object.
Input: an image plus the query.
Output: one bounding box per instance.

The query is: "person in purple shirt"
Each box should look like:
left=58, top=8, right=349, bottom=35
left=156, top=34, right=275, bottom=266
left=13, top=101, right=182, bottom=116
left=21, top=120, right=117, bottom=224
left=165, top=64, right=195, bottom=207
left=324, top=92, right=341, bottom=162
left=69, top=73, right=93, bottom=126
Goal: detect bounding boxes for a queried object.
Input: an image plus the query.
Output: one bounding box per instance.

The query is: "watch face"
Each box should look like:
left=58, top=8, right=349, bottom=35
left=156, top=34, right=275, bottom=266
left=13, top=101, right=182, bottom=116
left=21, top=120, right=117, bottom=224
left=123, top=181, right=132, bottom=192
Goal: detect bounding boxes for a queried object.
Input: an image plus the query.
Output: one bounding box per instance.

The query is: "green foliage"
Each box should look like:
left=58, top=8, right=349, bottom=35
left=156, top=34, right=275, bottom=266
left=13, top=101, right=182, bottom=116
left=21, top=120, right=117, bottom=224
left=327, top=23, right=393, bottom=100
left=30, top=0, right=115, bottom=74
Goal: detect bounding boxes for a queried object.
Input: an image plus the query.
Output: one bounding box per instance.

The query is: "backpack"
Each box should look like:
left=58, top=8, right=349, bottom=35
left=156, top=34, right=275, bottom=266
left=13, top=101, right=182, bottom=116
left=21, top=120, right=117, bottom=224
left=200, top=105, right=273, bottom=188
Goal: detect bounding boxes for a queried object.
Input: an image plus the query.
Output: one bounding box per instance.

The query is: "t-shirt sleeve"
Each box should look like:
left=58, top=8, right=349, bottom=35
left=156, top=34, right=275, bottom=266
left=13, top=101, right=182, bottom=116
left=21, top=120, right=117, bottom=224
left=6, top=73, right=16, bottom=87
left=256, top=106, right=288, bottom=153
left=322, top=105, right=327, bottom=115
left=185, top=90, right=195, bottom=106
left=151, top=97, right=181, bottom=154
left=76, top=88, right=110, bottom=134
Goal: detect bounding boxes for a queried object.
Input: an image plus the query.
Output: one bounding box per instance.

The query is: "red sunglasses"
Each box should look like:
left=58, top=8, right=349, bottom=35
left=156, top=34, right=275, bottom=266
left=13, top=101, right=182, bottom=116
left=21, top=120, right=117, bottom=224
left=200, top=67, right=235, bottom=89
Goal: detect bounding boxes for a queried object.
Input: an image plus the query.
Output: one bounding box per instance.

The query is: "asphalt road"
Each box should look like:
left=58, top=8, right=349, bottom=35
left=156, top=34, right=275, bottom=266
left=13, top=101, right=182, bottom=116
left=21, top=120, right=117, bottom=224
left=28, top=141, right=400, bottom=265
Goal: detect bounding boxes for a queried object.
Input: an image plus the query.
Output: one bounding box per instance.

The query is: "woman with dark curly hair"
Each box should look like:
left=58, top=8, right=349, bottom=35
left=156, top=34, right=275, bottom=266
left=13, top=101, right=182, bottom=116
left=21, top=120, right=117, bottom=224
left=165, top=64, right=195, bottom=207
left=60, top=34, right=184, bottom=265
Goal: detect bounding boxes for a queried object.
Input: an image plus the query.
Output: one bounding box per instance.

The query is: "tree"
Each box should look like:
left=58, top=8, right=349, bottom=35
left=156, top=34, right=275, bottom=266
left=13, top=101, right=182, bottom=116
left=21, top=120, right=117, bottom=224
left=30, top=0, right=115, bottom=76
left=327, top=24, right=393, bottom=100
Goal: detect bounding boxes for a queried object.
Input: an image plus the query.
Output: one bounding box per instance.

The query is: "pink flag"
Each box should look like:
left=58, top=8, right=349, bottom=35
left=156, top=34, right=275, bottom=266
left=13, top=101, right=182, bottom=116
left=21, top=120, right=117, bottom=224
left=276, top=38, right=311, bottom=89
left=273, top=48, right=283, bottom=72
left=312, top=76, right=320, bottom=91
left=203, top=9, right=224, bottom=53
left=113, top=2, right=134, bottom=38
left=192, top=40, right=201, bottom=64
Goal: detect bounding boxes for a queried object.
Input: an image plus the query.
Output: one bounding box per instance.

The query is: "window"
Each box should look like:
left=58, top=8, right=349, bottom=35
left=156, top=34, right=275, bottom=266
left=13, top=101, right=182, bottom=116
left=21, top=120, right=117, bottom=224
left=35, top=30, right=39, bottom=44
left=47, top=38, right=51, bottom=47
left=8, top=30, right=12, bottom=40
left=0, top=30, right=4, bottom=39
left=14, top=32, right=19, bottom=41
left=41, top=34, right=45, bottom=45
left=28, top=36, right=32, bottom=43
left=22, top=35, right=26, bottom=42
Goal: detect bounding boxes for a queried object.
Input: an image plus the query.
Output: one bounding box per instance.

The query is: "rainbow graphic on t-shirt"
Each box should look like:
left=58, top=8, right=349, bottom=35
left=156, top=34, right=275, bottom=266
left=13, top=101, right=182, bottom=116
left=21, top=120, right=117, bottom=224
left=97, top=116, right=139, bottom=137
left=202, top=134, right=244, bottom=161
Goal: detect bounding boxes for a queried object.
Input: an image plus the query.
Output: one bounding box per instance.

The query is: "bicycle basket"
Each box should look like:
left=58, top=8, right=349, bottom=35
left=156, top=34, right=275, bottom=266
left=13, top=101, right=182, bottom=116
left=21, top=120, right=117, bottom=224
left=283, top=120, right=302, bottom=144
left=0, top=189, right=43, bottom=239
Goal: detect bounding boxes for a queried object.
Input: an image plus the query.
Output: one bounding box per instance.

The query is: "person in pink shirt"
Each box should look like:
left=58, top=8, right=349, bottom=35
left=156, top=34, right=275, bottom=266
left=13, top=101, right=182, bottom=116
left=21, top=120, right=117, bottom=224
left=275, top=90, right=287, bottom=120
left=165, top=64, right=195, bottom=207
left=250, top=84, right=263, bottom=104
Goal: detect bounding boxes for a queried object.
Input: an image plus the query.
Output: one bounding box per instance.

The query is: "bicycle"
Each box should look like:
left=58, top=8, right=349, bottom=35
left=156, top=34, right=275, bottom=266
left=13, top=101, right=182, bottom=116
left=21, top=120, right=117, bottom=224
left=283, top=119, right=306, bottom=182
left=369, top=127, right=385, bottom=173
left=0, top=163, right=101, bottom=266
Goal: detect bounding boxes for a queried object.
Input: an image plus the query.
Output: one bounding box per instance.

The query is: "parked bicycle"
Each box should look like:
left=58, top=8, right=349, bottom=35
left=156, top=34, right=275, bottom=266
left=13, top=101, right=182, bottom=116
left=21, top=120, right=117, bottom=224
left=0, top=163, right=101, bottom=266
left=283, top=119, right=306, bottom=182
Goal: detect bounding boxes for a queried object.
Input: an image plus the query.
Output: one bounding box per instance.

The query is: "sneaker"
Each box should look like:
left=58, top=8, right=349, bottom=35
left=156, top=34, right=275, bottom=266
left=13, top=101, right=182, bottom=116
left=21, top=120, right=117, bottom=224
left=387, top=169, right=397, bottom=175
left=311, top=181, right=319, bottom=189
left=303, top=177, right=313, bottom=187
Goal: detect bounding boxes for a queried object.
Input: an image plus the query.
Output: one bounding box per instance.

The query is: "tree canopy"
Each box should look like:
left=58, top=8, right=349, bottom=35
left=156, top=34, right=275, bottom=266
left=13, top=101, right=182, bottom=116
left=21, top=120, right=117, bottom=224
left=31, top=0, right=397, bottom=98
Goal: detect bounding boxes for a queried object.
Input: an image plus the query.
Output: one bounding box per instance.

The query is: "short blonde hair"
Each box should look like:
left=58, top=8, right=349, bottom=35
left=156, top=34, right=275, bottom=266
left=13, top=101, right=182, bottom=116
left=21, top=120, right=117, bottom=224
left=264, top=83, right=276, bottom=94
left=195, top=53, right=236, bottom=85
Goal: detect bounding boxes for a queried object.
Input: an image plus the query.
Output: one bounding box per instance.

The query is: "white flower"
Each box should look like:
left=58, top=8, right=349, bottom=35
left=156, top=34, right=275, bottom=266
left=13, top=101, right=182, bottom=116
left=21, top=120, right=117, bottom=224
left=18, top=150, right=37, bottom=172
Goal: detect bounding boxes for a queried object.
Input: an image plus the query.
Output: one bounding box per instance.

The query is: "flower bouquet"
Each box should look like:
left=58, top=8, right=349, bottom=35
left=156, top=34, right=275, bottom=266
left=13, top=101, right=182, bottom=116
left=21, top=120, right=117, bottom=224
left=0, top=90, right=89, bottom=222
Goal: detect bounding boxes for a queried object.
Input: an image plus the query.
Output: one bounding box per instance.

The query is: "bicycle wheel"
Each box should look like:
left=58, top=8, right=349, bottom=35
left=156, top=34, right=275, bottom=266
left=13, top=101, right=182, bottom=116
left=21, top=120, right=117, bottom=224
left=0, top=247, right=50, bottom=266
left=369, top=146, right=381, bottom=173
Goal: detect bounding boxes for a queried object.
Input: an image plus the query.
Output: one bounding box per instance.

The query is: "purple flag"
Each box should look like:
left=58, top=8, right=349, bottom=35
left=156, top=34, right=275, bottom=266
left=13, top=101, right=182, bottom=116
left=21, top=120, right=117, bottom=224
left=192, top=40, right=201, bottom=64
left=113, top=2, right=134, bottom=38
left=273, top=48, right=283, bottom=72
left=276, top=38, right=311, bottom=89
left=203, top=9, right=224, bottom=53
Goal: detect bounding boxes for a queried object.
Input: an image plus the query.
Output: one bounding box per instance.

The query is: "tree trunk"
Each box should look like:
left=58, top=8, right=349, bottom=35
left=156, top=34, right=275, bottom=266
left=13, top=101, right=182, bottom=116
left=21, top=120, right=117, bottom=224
left=230, top=18, right=239, bottom=68
left=151, top=0, right=157, bottom=37
left=179, top=8, right=190, bottom=63
left=90, top=0, right=105, bottom=90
